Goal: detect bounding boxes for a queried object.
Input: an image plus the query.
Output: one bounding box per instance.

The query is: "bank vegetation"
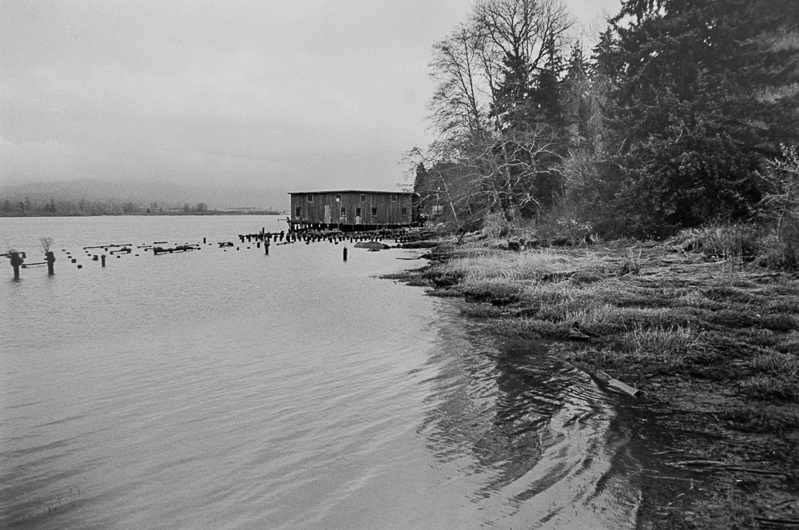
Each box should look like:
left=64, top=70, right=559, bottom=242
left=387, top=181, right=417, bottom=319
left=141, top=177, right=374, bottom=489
left=402, top=0, right=799, bottom=527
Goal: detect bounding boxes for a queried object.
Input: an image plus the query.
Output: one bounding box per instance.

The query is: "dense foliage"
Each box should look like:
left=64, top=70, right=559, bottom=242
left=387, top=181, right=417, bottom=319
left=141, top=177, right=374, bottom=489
left=413, top=0, right=799, bottom=243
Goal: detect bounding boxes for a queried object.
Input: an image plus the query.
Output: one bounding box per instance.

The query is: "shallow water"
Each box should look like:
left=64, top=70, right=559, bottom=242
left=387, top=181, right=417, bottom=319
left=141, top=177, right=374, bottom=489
left=1, top=216, right=640, bottom=529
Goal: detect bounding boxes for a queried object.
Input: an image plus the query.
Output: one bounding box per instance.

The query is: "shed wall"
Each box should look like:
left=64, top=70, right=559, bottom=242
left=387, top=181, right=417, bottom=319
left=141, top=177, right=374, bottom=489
left=290, top=192, right=414, bottom=227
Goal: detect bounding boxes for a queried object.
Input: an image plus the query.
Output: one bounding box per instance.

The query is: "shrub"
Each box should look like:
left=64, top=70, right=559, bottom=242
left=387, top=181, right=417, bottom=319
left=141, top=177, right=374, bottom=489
left=756, top=144, right=799, bottom=268
left=675, top=222, right=761, bottom=259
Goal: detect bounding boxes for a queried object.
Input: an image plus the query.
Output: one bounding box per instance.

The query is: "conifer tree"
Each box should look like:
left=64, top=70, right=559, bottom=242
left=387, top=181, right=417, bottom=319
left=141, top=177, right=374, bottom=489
left=593, top=0, right=799, bottom=234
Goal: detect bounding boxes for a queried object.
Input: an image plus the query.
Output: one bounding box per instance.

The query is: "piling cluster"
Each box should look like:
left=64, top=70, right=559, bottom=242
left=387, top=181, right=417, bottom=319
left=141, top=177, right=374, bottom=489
left=5, top=226, right=438, bottom=279
left=259, top=227, right=430, bottom=246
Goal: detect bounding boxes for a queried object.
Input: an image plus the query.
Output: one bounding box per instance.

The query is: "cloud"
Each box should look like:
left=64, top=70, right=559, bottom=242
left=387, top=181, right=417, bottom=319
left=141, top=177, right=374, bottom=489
left=0, top=0, right=621, bottom=192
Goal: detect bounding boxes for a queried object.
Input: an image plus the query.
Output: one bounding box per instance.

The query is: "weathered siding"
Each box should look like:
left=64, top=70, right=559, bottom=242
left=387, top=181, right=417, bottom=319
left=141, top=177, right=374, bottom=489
left=289, top=191, right=415, bottom=227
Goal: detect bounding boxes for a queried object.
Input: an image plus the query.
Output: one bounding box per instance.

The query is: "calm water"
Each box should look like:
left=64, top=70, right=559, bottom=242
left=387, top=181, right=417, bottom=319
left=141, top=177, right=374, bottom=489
left=1, top=216, right=640, bottom=529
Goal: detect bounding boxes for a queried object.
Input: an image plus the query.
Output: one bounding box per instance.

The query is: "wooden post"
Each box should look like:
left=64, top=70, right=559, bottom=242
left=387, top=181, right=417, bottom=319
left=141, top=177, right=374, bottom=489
left=9, top=251, right=24, bottom=279
left=45, top=251, right=56, bottom=275
left=343, top=247, right=348, bottom=261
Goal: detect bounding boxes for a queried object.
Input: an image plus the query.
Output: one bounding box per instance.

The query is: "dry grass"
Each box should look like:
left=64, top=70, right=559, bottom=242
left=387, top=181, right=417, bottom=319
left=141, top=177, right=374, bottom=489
left=621, top=324, right=700, bottom=361
left=414, top=238, right=799, bottom=400
left=719, top=403, right=799, bottom=433
left=741, top=351, right=799, bottom=400
left=674, top=223, right=761, bottom=259
left=442, top=247, right=576, bottom=283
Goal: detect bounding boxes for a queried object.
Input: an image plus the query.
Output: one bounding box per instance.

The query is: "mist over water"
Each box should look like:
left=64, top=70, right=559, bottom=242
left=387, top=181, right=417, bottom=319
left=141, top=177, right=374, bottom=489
left=1, top=216, right=640, bottom=529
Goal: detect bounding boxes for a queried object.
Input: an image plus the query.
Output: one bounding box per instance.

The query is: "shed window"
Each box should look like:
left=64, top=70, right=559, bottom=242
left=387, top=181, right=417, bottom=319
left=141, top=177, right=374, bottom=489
left=295, top=206, right=302, bottom=217
left=340, top=207, right=346, bottom=217
left=356, top=207, right=362, bottom=217
left=371, top=207, right=377, bottom=217
left=307, top=194, right=313, bottom=203
left=360, top=194, right=366, bottom=202
left=401, top=207, right=408, bottom=215
left=335, top=194, right=341, bottom=202
left=391, top=194, right=397, bottom=202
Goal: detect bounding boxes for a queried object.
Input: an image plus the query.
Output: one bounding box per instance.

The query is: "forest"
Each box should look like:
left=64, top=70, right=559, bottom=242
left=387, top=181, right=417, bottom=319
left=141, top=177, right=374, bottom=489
left=411, top=0, right=799, bottom=267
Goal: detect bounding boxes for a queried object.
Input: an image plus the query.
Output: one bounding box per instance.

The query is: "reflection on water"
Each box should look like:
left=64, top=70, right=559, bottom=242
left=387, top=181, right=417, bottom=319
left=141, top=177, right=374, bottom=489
left=1, top=215, right=641, bottom=529
left=420, top=316, right=641, bottom=529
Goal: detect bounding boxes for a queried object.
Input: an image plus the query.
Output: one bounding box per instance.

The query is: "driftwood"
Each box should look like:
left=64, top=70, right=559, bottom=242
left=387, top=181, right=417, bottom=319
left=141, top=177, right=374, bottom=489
left=596, top=370, right=640, bottom=397
left=607, top=379, right=640, bottom=396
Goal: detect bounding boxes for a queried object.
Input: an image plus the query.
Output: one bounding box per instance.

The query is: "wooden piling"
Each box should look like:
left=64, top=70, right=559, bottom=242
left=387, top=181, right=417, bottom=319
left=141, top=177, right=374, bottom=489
left=9, top=251, right=24, bottom=279
left=46, top=251, right=56, bottom=275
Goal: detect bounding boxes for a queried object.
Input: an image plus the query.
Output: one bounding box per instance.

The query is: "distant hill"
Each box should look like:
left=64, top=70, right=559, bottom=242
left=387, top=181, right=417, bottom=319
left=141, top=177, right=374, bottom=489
left=0, top=179, right=289, bottom=211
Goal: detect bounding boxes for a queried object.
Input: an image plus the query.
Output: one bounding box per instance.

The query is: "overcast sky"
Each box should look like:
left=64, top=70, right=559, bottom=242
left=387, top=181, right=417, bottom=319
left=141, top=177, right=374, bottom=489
left=0, top=0, right=620, bottom=193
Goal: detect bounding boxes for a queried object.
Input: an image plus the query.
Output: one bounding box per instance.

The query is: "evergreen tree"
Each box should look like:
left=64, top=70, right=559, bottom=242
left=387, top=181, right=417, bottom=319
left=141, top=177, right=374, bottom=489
left=594, top=0, right=799, bottom=234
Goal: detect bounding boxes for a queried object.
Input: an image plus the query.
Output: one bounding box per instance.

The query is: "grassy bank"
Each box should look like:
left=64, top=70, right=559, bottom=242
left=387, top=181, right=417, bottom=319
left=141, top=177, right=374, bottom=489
left=397, top=234, right=799, bottom=529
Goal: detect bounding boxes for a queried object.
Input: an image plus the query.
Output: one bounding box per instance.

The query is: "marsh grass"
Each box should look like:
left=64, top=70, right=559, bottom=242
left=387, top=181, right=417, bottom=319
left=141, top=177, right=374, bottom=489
left=622, top=324, right=699, bottom=358
left=741, top=376, right=799, bottom=400
left=415, top=238, right=799, bottom=403
left=443, top=248, right=575, bottom=283
left=676, top=223, right=761, bottom=259
left=570, top=325, right=703, bottom=375
left=741, top=352, right=799, bottom=400
left=775, top=332, right=799, bottom=354
left=719, top=404, right=799, bottom=434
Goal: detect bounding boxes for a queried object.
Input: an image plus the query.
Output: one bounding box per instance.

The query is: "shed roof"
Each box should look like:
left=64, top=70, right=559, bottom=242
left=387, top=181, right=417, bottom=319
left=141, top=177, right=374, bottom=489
left=288, top=190, right=414, bottom=196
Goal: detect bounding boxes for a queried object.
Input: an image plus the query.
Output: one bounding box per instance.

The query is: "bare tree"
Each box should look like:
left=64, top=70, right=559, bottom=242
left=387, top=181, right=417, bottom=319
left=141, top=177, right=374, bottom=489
left=422, top=0, right=573, bottom=223
left=40, top=237, right=54, bottom=254
left=429, top=24, right=495, bottom=147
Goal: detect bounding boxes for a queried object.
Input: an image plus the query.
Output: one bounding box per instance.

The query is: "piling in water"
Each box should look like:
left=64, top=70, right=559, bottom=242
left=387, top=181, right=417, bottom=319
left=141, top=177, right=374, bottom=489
left=8, top=251, right=24, bottom=279
left=46, top=251, right=56, bottom=275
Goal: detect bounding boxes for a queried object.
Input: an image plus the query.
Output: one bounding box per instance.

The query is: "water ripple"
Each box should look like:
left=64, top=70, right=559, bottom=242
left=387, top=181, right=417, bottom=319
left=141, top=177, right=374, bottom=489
left=0, top=216, right=640, bottom=530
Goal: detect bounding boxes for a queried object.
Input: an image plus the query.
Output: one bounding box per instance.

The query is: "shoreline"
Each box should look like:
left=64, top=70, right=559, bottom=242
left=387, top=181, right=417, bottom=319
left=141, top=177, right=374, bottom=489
left=0, top=210, right=285, bottom=218
left=390, top=237, right=799, bottom=529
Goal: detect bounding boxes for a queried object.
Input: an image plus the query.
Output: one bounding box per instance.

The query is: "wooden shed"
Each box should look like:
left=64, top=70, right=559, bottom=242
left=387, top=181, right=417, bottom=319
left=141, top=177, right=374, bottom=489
left=288, top=190, right=418, bottom=231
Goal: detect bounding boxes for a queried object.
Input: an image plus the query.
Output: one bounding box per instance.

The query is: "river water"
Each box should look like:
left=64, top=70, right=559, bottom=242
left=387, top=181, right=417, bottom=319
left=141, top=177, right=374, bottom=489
left=1, top=215, right=641, bottom=529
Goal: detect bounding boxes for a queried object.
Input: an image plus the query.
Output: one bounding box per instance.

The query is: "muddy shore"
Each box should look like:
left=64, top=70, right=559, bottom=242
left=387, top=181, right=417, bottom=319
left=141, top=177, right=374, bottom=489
left=392, top=238, right=799, bottom=529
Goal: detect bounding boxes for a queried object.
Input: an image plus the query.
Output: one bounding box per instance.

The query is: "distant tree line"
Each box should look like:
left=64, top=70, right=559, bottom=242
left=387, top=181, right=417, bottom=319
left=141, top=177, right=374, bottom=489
left=0, top=198, right=284, bottom=216
left=0, top=197, right=214, bottom=216
left=411, top=0, right=799, bottom=242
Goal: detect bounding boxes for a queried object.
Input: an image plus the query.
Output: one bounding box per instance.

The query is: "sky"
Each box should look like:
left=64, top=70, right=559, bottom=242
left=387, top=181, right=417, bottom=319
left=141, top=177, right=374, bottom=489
left=0, top=0, right=621, bottom=193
